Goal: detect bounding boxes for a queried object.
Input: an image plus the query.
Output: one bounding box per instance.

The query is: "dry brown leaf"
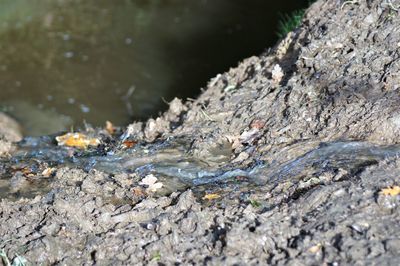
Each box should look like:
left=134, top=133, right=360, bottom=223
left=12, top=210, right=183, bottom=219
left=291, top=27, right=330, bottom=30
left=380, top=186, right=400, bottom=196
left=122, top=140, right=137, bottom=149
left=56, top=133, right=100, bottom=149
left=203, top=193, right=221, bottom=200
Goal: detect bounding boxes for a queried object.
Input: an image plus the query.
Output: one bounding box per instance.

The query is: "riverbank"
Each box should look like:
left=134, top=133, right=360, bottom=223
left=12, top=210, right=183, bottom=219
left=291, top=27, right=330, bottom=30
left=2, top=0, right=400, bottom=264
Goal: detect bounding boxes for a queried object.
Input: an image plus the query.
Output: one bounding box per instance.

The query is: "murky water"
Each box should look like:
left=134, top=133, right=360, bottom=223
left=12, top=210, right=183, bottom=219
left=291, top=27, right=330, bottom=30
left=2, top=137, right=400, bottom=200
left=0, top=0, right=308, bottom=136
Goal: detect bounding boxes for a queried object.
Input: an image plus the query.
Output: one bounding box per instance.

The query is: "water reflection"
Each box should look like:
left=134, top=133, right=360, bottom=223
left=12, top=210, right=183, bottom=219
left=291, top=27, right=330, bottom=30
left=0, top=0, right=308, bottom=135
left=3, top=137, right=400, bottom=200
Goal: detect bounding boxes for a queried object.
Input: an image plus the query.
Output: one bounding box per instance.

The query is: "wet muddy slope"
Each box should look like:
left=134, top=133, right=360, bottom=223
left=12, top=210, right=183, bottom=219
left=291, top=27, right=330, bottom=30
left=2, top=0, right=400, bottom=264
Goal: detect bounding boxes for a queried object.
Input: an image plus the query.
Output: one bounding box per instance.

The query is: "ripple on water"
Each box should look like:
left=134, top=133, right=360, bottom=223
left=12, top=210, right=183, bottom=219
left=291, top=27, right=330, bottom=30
left=2, top=138, right=400, bottom=200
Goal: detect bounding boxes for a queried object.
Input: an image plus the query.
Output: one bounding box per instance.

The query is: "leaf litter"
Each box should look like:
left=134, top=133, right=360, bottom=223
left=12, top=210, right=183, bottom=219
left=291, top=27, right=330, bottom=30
left=55, top=132, right=100, bottom=149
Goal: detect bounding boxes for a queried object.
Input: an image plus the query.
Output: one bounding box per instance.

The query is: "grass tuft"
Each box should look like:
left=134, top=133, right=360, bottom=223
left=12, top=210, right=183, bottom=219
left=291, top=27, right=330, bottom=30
left=277, top=9, right=305, bottom=39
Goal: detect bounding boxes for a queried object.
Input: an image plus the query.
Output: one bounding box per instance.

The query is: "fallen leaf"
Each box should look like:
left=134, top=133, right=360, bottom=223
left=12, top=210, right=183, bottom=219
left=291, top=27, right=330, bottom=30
left=203, top=193, right=221, bottom=200
left=56, top=133, right=100, bottom=149
left=380, top=186, right=400, bottom=196
left=122, top=140, right=137, bottom=149
left=139, top=174, right=163, bottom=193
left=105, top=121, right=115, bottom=135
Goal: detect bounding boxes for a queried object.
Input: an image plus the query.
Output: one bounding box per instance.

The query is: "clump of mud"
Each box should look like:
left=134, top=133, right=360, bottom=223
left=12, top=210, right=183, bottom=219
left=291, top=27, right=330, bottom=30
left=2, top=0, right=400, bottom=264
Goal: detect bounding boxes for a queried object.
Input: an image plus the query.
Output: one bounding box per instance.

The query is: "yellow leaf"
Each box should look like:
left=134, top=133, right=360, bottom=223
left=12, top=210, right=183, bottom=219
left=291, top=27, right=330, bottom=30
left=203, top=193, right=221, bottom=200
left=380, top=186, right=400, bottom=196
left=56, top=133, right=100, bottom=149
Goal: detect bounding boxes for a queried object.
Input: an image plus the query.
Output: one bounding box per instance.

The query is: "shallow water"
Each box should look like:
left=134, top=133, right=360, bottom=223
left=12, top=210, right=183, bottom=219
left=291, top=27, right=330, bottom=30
left=0, top=0, right=308, bottom=136
left=2, top=137, right=400, bottom=200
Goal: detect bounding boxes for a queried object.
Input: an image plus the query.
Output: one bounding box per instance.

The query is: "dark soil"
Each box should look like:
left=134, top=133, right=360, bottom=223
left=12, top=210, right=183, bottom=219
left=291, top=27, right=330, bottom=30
left=2, top=0, right=400, bottom=264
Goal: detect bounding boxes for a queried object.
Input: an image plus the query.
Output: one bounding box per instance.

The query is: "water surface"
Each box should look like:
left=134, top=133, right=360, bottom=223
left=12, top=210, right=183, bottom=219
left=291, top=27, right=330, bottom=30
left=0, top=0, right=309, bottom=135
left=1, top=137, right=399, bottom=200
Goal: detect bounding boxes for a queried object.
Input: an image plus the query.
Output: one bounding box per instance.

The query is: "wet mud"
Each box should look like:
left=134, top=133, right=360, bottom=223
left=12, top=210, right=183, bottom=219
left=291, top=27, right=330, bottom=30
left=2, top=0, right=400, bottom=264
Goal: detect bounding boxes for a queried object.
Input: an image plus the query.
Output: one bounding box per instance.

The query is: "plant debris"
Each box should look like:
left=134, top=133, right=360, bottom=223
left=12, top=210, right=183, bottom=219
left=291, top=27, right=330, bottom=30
left=380, top=186, right=400, bottom=196
left=203, top=193, right=221, bottom=200
left=122, top=140, right=137, bottom=149
left=55, top=132, right=100, bottom=149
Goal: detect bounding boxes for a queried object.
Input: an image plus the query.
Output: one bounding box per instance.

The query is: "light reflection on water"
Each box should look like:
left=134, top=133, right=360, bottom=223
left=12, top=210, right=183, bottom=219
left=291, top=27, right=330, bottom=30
left=0, top=0, right=308, bottom=136
left=2, top=138, right=400, bottom=200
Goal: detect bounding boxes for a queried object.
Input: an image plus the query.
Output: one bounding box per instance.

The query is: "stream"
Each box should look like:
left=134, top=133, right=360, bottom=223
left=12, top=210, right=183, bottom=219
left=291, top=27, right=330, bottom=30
left=1, top=136, right=399, bottom=200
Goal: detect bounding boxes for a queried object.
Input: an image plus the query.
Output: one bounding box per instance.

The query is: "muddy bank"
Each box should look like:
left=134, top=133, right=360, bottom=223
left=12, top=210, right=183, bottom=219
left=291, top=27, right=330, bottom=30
left=2, top=0, right=400, bottom=264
